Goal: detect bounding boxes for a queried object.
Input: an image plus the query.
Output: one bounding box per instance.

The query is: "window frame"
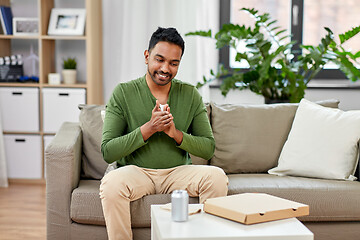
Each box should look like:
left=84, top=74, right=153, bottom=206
left=219, top=0, right=348, bottom=80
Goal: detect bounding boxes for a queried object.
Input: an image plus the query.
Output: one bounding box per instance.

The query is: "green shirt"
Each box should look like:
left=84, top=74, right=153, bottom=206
left=101, top=75, right=215, bottom=169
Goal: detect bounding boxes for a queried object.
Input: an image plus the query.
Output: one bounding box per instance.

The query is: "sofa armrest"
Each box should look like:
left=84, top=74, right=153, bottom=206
left=45, top=122, right=82, bottom=239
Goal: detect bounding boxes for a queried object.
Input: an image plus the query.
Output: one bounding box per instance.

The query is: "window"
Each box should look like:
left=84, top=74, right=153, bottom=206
left=221, top=0, right=360, bottom=79
left=229, top=0, right=291, bottom=69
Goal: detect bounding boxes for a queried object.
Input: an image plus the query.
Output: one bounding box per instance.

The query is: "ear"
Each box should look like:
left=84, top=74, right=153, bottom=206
left=144, top=50, right=149, bottom=64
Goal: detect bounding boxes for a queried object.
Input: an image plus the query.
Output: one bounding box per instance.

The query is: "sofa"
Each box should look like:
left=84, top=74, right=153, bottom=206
left=45, top=99, right=360, bottom=240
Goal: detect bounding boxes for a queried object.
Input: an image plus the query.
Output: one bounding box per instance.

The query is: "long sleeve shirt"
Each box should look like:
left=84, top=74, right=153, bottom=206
left=101, top=75, right=215, bottom=169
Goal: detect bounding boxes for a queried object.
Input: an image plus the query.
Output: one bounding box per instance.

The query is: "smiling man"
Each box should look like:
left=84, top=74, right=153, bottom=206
left=99, top=27, right=228, bottom=240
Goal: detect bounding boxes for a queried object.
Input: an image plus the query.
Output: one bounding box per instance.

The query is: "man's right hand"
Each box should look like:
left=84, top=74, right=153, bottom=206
left=140, top=100, right=173, bottom=141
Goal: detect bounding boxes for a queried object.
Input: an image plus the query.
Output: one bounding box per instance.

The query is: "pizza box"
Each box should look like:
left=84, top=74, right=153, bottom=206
left=203, top=193, right=309, bottom=225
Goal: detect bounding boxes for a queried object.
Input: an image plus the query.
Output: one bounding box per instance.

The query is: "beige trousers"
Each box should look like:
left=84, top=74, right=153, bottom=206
left=99, top=164, right=228, bottom=240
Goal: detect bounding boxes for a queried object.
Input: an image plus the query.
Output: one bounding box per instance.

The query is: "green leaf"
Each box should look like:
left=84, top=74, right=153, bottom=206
left=354, top=51, right=360, bottom=59
left=266, top=20, right=277, bottom=27
left=185, top=30, right=212, bottom=37
left=235, top=52, right=247, bottom=62
left=338, top=25, right=360, bottom=44
left=275, top=29, right=287, bottom=37
left=270, top=26, right=281, bottom=32
left=220, top=74, right=243, bottom=96
left=338, top=56, right=360, bottom=81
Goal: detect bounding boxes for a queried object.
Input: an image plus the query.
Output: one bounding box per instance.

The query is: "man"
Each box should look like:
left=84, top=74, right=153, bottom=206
left=100, top=27, right=228, bottom=240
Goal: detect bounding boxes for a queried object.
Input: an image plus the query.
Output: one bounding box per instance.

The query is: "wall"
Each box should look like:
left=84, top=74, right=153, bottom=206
left=101, top=1, right=360, bottom=110
left=102, top=0, right=219, bottom=103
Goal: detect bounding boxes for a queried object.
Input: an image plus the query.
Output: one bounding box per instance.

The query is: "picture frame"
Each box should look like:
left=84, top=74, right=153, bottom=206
left=47, top=8, right=86, bottom=36
left=13, top=18, right=39, bottom=36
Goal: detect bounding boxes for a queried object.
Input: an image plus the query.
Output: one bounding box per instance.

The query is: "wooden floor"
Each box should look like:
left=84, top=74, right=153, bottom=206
left=0, top=183, right=46, bottom=240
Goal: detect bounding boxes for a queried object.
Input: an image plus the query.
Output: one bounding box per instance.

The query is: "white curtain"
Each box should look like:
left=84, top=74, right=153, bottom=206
left=102, top=0, right=219, bottom=102
left=0, top=112, right=8, bottom=187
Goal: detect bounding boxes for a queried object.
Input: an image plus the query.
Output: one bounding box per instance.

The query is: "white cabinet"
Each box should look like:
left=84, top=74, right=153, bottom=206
left=4, top=134, right=42, bottom=179
left=0, top=87, right=39, bottom=132
left=43, top=88, right=86, bottom=133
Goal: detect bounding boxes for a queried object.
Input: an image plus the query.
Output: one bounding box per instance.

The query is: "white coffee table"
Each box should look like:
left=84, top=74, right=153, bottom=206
left=151, top=204, right=313, bottom=240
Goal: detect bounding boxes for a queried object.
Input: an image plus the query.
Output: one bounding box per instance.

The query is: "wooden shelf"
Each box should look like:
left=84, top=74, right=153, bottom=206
left=0, top=82, right=39, bottom=87
left=0, top=35, right=39, bottom=39
left=42, top=83, right=87, bottom=88
left=3, top=131, right=41, bottom=135
left=0, top=0, right=103, bottom=181
left=41, top=35, right=86, bottom=40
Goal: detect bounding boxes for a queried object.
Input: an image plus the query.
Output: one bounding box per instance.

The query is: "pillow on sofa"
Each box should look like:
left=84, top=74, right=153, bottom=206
left=210, top=99, right=340, bottom=174
left=79, top=104, right=108, bottom=179
left=268, top=99, right=360, bottom=180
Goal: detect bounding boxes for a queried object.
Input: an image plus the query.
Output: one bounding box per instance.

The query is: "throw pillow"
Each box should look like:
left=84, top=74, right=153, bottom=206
left=210, top=99, right=340, bottom=174
left=79, top=104, right=108, bottom=179
left=268, top=99, right=360, bottom=180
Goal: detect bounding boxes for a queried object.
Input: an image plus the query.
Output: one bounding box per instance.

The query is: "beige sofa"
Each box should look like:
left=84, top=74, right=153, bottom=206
left=46, top=100, right=360, bottom=240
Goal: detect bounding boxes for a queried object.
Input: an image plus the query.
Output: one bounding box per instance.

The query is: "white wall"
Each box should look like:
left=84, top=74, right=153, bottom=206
left=102, top=0, right=219, bottom=103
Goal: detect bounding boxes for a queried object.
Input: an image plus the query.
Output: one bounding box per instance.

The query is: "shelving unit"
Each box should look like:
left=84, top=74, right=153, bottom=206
left=0, top=0, right=103, bottom=183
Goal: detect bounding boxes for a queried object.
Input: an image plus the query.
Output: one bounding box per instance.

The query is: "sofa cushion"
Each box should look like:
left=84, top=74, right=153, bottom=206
left=268, top=99, right=360, bottom=180
left=71, top=175, right=360, bottom=227
left=79, top=104, right=108, bottom=179
left=70, top=180, right=199, bottom=227
left=210, top=99, right=340, bottom=174
left=227, top=174, right=360, bottom=222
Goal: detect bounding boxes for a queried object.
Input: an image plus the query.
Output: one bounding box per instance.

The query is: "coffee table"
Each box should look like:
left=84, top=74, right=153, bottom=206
left=151, top=204, right=313, bottom=240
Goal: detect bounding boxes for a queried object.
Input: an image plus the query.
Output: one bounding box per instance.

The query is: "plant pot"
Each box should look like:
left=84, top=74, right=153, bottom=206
left=62, top=69, right=77, bottom=84
left=264, top=98, right=291, bottom=104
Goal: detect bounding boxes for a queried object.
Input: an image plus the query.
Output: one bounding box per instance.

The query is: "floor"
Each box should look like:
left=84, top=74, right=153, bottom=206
left=0, top=183, right=46, bottom=240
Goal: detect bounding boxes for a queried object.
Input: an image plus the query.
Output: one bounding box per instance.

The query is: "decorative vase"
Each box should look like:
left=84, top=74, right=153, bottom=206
left=62, top=69, right=77, bottom=84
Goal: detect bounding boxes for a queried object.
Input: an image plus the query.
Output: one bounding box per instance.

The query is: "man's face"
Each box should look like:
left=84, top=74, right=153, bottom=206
left=145, top=41, right=182, bottom=86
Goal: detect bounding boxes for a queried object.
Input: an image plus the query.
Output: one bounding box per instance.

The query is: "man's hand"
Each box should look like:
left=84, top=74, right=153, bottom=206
left=163, top=105, right=183, bottom=145
left=140, top=100, right=173, bottom=141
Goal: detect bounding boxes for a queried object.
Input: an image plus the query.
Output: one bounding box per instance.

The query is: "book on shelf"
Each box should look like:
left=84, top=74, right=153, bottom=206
left=0, top=6, right=13, bottom=35
left=0, top=19, right=3, bottom=34
left=0, top=6, right=5, bottom=34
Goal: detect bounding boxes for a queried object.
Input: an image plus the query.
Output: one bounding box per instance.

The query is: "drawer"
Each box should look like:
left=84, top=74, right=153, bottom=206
left=0, top=87, right=39, bottom=132
left=43, top=88, right=86, bottom=133
left=4, top=134, right=42, bottom=179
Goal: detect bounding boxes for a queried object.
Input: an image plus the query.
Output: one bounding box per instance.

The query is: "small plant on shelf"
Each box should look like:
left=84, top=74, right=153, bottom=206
left=62, top=57, right=77, bottom=84
left=62, top=57, right=77, bottom=70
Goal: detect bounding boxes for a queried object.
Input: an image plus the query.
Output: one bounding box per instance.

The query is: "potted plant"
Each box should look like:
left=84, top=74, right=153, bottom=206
left=62, top=57, right=77, bottom=84
left=186, top=8, right=360, bottom=103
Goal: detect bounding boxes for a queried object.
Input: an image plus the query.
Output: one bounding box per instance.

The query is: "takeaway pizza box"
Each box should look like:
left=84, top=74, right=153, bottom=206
left=203, top=193, right=309, bottom=225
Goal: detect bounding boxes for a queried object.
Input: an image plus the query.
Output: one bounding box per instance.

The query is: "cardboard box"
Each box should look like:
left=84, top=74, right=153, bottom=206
left=204, top=193, right=309, bottom=225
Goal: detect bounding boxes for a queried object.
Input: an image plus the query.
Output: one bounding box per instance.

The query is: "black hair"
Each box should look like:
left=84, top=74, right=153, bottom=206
left=148, top=27, right=185, bottom=57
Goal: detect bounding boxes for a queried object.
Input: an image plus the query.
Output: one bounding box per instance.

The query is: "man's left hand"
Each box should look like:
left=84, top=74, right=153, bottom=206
left=163, top=106, right=183, bottom=145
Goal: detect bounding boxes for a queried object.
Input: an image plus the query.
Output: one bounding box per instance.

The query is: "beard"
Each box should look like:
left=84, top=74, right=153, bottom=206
left=148, top=68, right=173, bottom=86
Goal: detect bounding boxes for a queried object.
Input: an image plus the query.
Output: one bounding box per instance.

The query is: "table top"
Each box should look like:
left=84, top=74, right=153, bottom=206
left=151, top=204, right=313, bottom=240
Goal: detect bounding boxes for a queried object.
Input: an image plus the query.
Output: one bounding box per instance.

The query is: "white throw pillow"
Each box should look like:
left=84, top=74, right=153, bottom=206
left=268, top=99, right=360, bottom=180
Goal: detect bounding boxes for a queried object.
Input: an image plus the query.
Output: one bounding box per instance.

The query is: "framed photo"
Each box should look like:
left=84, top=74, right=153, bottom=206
left=13, top=18, right=39, bottom=36
left=47, top=8, right=86, bottom=36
